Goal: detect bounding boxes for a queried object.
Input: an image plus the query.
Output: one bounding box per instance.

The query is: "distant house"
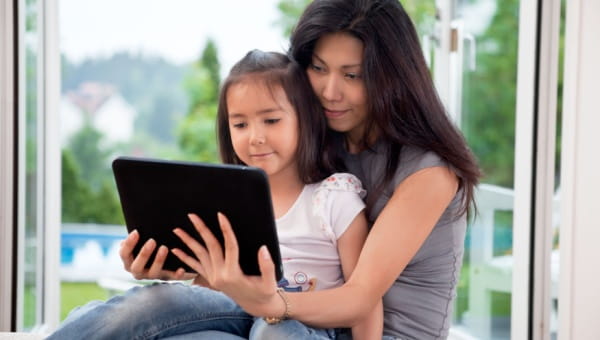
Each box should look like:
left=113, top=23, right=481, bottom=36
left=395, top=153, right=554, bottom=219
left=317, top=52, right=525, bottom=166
left=60, top=82, right=136, bottom=147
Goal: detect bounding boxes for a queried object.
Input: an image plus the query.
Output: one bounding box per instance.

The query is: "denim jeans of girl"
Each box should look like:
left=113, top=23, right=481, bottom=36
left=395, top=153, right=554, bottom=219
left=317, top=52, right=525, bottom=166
left=47, top=282, right=349, bottom=340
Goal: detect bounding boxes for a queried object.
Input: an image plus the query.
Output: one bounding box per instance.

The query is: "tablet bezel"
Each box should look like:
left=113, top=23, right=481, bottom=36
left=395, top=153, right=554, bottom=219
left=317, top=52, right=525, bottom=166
left=112, top=156, right=283, bottom=281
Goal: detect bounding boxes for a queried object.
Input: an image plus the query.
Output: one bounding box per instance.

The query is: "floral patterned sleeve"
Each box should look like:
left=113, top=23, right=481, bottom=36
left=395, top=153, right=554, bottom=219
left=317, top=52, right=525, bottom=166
left=312, top=173, right=367, bottom=245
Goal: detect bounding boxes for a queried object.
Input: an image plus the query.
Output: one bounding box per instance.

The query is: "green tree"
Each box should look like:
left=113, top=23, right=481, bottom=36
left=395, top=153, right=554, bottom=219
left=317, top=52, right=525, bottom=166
left=61, top=149, right=93, bottom=222
left=276, top=0, right=311, bottom=37
left=275, top=0, right=436, bottom=38
left=461, top=0, right=520, bottom=187
left=67, top=121, right=111, bottom=190
left=63, top=123, right=124, bottom=224
left=177, top=39, right=222, bottom=162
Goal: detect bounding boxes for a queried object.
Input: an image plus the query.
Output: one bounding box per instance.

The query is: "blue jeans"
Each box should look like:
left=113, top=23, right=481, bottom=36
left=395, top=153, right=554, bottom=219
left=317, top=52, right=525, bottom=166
left=47, top=282, right=341, bottom=340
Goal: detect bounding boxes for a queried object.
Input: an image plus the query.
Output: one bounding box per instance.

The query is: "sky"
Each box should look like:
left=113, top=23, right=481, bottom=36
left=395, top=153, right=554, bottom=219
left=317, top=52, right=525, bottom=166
left=59, top=0, right=289, bottom=74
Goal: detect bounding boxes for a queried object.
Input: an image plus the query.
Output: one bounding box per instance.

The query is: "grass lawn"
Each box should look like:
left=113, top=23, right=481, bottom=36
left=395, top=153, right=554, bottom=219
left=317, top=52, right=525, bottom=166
left=60, top=281, right=109, bottom=321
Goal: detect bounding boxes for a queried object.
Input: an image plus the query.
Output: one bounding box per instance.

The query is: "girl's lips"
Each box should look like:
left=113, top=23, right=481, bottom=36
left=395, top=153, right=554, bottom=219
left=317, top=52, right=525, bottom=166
left=324, top=109, right=347, bottom=118
left=250, top=152, right=274, bottom=158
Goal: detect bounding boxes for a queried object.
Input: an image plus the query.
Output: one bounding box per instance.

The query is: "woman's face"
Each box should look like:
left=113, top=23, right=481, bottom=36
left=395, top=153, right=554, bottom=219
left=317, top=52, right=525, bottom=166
left=307, top=32, right=368, bottom=146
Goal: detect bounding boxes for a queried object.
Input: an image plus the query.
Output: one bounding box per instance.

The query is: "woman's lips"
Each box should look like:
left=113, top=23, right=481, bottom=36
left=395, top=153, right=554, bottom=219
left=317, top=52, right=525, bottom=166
left=324, top=109, right=347, bottom=118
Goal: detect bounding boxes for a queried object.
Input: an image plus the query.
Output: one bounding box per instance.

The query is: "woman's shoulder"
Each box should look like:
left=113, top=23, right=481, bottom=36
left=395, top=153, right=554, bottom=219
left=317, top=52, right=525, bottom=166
left=392, top=145, right=449, bottom=187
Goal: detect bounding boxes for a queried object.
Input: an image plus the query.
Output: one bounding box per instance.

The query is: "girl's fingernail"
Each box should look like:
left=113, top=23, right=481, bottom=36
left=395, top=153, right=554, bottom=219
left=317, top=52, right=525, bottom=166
left=260, top=245, right=271, bottom=260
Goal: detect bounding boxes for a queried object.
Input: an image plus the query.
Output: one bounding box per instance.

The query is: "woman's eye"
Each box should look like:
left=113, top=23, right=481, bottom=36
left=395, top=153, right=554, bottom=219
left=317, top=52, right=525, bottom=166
left=265, top=118, right=281, bottom=125
left=345, top=72, right=361, bottom=80
left=310, top=64, right=324, bottom=72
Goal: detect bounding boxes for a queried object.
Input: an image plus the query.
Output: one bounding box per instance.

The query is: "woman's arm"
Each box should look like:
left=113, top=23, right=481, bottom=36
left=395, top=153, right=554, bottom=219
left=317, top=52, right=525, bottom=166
left=282, top=166, right=458, bottom=327
left=172, top=166, right=458, bottom=328
left=336, top=211, right=383, bottom=339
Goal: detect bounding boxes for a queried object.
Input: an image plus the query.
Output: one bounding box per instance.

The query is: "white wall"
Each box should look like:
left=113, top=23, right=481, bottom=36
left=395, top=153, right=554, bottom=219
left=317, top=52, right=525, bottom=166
left=559, top=0, right=600, bottom=339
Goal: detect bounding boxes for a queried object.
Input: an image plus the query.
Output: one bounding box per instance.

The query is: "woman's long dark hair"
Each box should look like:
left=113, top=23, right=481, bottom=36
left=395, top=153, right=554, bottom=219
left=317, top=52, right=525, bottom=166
left=290, top=0, right=481, bottom=215
left=217, top=50, right=339, bottom=184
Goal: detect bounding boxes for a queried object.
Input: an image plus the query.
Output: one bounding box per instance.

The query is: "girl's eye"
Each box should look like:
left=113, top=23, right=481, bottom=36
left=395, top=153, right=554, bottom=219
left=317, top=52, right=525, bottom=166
left=265, top=118, right=281, bottom=125
left=232, top=122, right=247, bottom=129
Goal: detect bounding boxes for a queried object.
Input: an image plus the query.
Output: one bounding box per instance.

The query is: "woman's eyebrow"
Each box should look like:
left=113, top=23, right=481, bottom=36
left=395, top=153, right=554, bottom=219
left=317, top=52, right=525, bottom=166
left=312, top=53, right=361, bottom=69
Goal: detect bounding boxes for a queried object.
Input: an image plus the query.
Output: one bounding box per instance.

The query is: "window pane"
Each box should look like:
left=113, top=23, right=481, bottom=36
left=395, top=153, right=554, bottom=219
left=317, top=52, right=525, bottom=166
left=21, top=0, right=42, bottom=330
left=452, top=0, right=521, bottom=338
left=58, top=0, right=286, bottom=319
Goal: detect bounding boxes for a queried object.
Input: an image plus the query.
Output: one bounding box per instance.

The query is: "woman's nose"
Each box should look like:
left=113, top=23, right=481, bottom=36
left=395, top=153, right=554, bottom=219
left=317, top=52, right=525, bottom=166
left=321, top=75, right=343, bottom=102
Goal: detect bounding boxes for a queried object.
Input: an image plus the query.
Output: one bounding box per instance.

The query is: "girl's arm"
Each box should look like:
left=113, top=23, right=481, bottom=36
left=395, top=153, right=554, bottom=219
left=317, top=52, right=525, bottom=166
left=337, top=211, right=383, bottom=339
left=173, top=166, right=458, bottom=328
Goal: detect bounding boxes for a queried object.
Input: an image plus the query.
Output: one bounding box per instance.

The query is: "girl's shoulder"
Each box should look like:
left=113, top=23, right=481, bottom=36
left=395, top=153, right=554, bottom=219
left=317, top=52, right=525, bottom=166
left=317, top=173, right=366, bottom=198
left=312, top=173, right=366, bottom=242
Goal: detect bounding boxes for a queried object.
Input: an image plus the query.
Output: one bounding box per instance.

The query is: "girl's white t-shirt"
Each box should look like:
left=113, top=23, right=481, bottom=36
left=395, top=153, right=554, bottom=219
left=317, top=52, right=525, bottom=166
left=276, top=173, right=366, bottom=292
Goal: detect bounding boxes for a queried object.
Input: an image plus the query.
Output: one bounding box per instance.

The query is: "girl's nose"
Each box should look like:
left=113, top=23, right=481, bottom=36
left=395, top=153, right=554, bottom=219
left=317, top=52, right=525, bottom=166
left=322, top=75, right=343, bottom=102
left=250, top=127, right=266, bottom=145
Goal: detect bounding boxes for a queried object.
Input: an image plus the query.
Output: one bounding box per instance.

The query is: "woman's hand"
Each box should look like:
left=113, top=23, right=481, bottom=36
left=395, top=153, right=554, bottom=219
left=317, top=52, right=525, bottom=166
left=171, top=213, right=285, bottom=317
left=119, top=230, right=194, bottom=281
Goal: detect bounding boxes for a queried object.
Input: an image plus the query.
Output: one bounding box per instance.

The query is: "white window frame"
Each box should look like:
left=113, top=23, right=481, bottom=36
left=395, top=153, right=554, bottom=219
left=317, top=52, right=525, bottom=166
left=559, top=0, right=600, bottom=339
left=1, top=0, right=17, bottom=330
left=12, top=0, right=61, bottom=332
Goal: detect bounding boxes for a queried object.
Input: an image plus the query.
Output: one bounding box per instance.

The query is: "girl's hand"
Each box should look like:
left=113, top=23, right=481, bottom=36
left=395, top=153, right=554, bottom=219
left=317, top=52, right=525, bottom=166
left=172, top=213, right=285, bottom=317
left=119, top=230, right=194, bottom=281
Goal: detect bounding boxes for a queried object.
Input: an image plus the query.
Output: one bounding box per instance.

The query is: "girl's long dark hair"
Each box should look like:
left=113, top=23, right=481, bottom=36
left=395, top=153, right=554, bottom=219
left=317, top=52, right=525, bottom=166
left=217, top=50, right=340, bottom=184
left=290, top=0, right=481, bottom=215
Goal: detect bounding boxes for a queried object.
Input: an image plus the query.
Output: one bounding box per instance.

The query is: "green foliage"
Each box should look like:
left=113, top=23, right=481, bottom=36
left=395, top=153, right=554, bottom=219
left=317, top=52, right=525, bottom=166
left=276, top=0, right=312, bottom=37
left=201, top=39, right=221, bottom=90
left=401, top=0, right=437, bottom=36
left=275, top=0, right=436, bottom=39
left=67, top=121, right=111, bottom=190
left=62, top=132, right=124, bottom=225
left=177, top=39, right=222, bottom=163
left=461, top=0, right=520, bottom=187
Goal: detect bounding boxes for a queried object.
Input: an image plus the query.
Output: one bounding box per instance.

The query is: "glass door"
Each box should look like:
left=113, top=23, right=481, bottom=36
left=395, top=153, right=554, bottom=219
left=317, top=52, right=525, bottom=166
left=453, top=2, right=522, bottom=337
left=426, top=0, right=542, bottom=339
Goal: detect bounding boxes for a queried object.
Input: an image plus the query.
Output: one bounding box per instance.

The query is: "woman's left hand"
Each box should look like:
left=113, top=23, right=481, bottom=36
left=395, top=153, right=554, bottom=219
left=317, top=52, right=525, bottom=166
left=171, top=213, right=285, bottom=317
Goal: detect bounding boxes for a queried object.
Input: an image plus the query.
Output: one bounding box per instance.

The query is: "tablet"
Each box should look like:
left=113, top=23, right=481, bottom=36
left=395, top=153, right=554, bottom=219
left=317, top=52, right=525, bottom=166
left=112, top=156, right=283, bottom=281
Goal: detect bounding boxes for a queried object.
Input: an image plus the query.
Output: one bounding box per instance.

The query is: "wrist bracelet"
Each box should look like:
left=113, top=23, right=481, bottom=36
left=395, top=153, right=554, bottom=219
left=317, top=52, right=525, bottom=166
left=264, top=288, right=290, bottom=324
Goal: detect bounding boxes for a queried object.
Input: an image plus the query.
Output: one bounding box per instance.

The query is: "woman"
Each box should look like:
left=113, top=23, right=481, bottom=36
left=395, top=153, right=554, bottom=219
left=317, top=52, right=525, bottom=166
left=175, top=0, right=480, bottom=339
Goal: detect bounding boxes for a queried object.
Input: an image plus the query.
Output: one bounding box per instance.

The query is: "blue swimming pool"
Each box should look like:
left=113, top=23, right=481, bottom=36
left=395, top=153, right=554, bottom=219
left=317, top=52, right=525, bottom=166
left=60, top=223, right=127, bottom=265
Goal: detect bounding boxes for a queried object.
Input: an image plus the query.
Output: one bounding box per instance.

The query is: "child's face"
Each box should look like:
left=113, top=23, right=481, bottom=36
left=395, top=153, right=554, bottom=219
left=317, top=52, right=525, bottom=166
left=227, top=80, right=299, bottom=181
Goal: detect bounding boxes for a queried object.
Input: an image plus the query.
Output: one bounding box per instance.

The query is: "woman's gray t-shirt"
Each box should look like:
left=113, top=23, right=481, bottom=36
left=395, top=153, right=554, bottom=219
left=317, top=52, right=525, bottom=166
left=343, top=143, right=466, bottom=340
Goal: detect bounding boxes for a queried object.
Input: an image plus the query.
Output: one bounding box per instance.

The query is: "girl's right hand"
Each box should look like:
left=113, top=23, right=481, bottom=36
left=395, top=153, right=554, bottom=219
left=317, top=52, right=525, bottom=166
left=172, top=213, right=284, bottom=317
left=119, top=230, right=194, bottom=281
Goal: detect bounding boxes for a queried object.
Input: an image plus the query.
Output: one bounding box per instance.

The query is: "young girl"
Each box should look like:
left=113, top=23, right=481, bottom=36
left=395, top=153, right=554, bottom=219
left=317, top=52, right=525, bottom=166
left=47, top=50, right=381, bottom=340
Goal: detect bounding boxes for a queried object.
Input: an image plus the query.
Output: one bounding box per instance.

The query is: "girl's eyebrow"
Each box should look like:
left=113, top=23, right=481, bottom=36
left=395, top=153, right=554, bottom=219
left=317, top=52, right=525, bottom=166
left=228, top=108, right=281, bottom=118
left=312, top=53, right=362, bottom=69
